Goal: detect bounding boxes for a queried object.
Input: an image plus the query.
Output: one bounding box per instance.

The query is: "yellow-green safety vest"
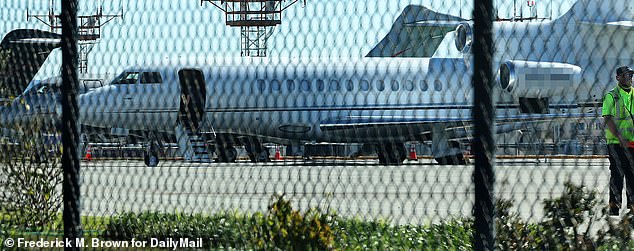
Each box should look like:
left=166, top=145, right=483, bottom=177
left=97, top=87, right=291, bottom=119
left=604, top=87, right=634, bottom=144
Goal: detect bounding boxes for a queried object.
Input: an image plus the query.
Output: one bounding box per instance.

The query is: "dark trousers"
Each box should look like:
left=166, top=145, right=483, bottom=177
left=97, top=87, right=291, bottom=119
left=607, top=144, right=634, bottom=208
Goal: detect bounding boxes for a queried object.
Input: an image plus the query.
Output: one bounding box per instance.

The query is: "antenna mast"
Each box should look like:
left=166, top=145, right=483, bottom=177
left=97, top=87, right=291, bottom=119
left=27, top=1, right=123, bottom=73
left=201, top=0, right=305, bottom=57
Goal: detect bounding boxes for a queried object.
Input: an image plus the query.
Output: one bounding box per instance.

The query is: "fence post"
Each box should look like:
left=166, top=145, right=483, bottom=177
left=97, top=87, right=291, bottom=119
left=472, top=0, right=495, bottom=249
left=61, top=0, right=82, bottom=249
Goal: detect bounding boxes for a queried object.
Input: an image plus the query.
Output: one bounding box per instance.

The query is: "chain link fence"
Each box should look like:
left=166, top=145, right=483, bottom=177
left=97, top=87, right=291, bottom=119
left=0, top=0, right=633, bottom=249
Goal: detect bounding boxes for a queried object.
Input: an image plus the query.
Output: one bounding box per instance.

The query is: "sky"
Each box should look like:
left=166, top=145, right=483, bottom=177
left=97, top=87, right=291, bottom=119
left=1, top=0, right=575, bottom=79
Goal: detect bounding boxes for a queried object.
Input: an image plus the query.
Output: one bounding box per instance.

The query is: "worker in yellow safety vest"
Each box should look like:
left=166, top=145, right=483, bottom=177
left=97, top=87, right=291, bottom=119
left=603, top=65, right=634, bottom=216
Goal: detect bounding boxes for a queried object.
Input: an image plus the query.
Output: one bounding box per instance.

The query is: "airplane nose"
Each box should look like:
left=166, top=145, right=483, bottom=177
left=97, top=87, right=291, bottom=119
left=0, top=95, right=62, bottom=132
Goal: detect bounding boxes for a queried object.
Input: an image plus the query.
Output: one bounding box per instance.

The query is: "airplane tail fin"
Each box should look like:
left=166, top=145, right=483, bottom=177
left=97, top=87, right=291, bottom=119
left=366, top=5, right=465, bottom=58
left=0, top=29, right=61, bottom=99
left=558, top=0, right=633, bottom=23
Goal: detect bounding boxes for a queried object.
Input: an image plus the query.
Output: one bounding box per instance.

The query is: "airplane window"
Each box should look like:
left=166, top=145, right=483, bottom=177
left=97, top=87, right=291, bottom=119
left=359, top=80, right=369, bottom=91
left=110, top=72, right=125, bottom=84
left=271, top=79, right=281, bottom=92
left=329, top=80, right=340, bottom=91
left=286, top=79, right=295, bottom=92
left=257, top=79, right=266, bottom=92
left=391, top=80, right=399, bottom=91
left=346, top=80, right=354, bottom=91
left=112, top=72, right=139, bottom=85
left=375, top=80, right=385, bottom=91
left=83, top=80, right=102, bottom=87
left=35, top=84, right=60, bottom=94
left=420, top=80, right=428, bottom=91
left=37, top=85, right=48, bottom=94
left=404, top=80, right=414, bottom=91
left=122, top=72, right=139, bottom=84
left=301, top=79, right=311, bottom=92
left=140, top=72, right=163, bottom=84
left=316, top=80, right=325, bottom=92
left=434, top=80, right=442, bottom=91
left=81, top=80, right=103, bottom=93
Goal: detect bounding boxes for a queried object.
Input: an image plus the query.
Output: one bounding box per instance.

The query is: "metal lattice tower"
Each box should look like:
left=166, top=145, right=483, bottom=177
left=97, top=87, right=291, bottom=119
left=27, top=1, right=123, bottom=73
left=201, top=0, right=305, bottom=57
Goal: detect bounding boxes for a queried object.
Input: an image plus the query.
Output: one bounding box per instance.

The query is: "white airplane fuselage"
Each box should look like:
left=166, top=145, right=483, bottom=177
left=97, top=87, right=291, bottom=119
left=79, top=57, right=474, bottom=144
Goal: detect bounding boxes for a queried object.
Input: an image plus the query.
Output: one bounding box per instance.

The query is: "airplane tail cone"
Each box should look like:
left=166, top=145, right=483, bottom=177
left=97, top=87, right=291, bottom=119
left=85, top=145, right=92, bottom=161
left=408, top=144, right=417, bottom=160
left=274, top=146, right=283, bottom=160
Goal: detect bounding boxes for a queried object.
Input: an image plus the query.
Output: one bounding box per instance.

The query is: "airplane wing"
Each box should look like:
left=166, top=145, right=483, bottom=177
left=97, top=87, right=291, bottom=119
left=321, top=112, right=592, bottom=128
left=605, top=21, right=634, bottom=27
left=319, top=112, right=594, bottom=141
left=366, top=5, right=466, bottom=58
left=0, top=29, right=61, bottom=100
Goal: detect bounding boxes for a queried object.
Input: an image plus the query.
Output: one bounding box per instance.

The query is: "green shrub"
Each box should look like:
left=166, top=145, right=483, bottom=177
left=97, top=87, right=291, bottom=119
left=103, top=195, right=336, bottom=250
left=495, top=198, right=546, bottom=250
left=0, top=135, right=62, bottom=230
left=251, top=194, right=335, bottom=250
left=495, top=182, right=634, bottom=250
left=596, top=203, right=634, bottom=250
left=103, top=211, right=251, bottom=249
left=334, top=218, right=472, bottom=250
left=538, top=182, right=600, bottom=250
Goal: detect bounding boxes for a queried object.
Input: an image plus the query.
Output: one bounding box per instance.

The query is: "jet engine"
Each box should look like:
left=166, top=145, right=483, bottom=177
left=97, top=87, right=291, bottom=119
left=499, top=60, right=582, bottom=97
left=498, top=60, right=582, bottom=113
left=454, top=22, right=472, bottom=54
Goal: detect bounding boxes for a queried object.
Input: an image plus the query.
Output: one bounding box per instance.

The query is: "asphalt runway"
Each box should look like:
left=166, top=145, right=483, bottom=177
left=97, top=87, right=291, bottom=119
left=80, top=158, right=610, bottom=225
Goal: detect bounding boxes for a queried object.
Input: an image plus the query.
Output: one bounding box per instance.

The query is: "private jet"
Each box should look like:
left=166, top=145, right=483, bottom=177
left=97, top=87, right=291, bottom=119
left=4, top=0, right=633, bottom=166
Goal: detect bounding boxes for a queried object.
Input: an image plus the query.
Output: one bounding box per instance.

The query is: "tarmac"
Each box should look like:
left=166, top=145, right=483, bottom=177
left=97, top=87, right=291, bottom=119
left=79, top=157, right=614, bottom=225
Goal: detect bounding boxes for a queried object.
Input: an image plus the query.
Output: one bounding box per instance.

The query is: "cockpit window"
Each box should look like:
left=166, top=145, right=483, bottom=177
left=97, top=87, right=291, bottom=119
left=81, top=80, right=103, bottom=93
left=140, top=72, right=163, bottom=84
left=26, top=84, right=59, bottom=95
left=112, top=72, right=140, bottom=85
left=37, top=85, right=49, bottom=94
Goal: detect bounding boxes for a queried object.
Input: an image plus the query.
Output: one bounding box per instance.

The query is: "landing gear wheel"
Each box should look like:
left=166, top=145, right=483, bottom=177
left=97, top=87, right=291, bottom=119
left=228, top=147, right=238, bottom=162
left=250, top=149, right=270, bottom=162
left=377, top=152, right=388, bottom=165
left=244, top=139, right=270, bottom=163
left=144, top=142, right=160, bottom=167
left=144, top=152, right=159, bottom=167
left=217, top=147, right=238, bottom=163
left=377, top=143, right=406, bottom=165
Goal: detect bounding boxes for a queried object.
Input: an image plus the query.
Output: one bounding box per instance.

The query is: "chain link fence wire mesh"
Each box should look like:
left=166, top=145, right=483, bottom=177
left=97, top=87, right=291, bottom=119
left=0, top=0, right=633, bottom=249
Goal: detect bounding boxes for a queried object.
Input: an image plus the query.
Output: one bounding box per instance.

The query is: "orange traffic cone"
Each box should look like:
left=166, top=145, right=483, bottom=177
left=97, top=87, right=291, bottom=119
left=274, top=146, right=283, bottom=160
left=85, top=145, right=92, bottom=161
left=408, top=144, right=417, bottom=160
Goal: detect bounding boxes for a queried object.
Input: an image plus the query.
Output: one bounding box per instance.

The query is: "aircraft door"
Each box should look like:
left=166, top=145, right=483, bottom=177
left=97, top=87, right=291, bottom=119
left=178, top=69, right=206, bottom=132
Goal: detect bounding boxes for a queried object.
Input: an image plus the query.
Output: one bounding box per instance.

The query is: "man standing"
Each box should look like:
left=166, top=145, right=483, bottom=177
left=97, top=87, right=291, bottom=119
left=603, top=65, right=634, bottom=216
